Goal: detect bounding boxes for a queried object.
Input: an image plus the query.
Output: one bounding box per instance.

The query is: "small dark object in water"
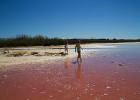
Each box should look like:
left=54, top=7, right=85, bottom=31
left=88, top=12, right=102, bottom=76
left=72, top=62, right=77, bottom=64
left=119, top=63, right=124, bottom=66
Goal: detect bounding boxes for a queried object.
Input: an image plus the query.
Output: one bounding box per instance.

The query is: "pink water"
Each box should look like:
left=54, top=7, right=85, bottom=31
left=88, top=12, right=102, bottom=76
left=0, top=43, right=140, bottom=100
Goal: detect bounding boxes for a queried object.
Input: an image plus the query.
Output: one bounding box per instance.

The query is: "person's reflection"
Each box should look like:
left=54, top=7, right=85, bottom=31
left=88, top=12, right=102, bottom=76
left=75, top=61, right=83, bottom=79
left=64, top=58, right=69, bottom=69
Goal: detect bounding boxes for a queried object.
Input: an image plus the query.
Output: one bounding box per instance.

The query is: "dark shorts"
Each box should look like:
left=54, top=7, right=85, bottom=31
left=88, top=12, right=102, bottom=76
left=77, top=51, right=81, bottom=53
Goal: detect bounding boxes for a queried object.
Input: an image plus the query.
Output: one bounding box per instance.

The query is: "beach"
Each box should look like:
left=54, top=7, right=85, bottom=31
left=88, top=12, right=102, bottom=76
left=0, top=44, right=93, bottom=66
left=0, top=43, right=140, bottom=100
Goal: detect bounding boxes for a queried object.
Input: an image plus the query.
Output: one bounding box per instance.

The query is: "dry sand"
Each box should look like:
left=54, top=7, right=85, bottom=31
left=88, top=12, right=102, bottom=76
left=0, top=45, right=89, bottom=66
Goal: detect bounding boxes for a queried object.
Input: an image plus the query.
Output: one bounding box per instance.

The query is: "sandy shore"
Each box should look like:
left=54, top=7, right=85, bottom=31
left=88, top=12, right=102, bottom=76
left=0, top=45, right=90, bottom=66
left=0, top=43, right=118, bottom=66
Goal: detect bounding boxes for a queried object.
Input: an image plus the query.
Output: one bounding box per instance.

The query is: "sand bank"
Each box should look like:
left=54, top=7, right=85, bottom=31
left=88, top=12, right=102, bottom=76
left=0, top=45, right=91, bottom=66
left=0, top=43, right=124, bottom=66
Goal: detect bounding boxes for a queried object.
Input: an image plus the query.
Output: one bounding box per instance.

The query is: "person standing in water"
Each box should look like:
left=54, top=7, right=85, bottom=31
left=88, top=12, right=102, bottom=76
left=75, top=40, right=83, bottom=62
left=64, top=39, right=68, bottom=54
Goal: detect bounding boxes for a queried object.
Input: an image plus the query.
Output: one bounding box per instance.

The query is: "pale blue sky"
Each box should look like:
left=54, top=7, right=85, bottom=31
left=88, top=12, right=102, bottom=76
left=0, top=0, right=140, bottom=39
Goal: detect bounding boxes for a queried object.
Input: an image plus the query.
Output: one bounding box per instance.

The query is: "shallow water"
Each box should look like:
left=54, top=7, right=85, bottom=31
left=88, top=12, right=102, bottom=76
left=0, top=43, right=140, bottom=100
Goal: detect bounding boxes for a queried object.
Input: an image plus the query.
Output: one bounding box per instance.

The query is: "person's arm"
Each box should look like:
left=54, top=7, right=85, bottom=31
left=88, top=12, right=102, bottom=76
left=75, top=44, right=77, bottom=52
left=80, top=45, right=83, bottom=50
left=75, top=46, right=77, bottom=52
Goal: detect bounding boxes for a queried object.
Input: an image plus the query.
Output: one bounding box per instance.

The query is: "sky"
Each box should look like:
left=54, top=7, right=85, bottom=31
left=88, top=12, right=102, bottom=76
left=0, top=0, right=140, bottom=39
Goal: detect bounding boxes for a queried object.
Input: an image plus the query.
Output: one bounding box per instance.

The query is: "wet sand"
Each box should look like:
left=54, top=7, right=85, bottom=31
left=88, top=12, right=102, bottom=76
left=0, top=43, right=140, bottom=100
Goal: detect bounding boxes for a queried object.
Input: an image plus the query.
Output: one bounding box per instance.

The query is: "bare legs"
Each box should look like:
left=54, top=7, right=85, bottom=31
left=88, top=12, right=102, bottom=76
left=65, top=49, right=68, bottom=54
left=65, top=45, right=68, bottom=54
left=77, top=51, right=82, bottom=62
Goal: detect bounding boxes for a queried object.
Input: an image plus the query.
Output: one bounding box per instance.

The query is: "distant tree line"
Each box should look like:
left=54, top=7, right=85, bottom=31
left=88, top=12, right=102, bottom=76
left=72, top=38, right=140, bottom=44
left=0, top=34, right=64, bottom=47
left=0, top=34, right=140, bottom=47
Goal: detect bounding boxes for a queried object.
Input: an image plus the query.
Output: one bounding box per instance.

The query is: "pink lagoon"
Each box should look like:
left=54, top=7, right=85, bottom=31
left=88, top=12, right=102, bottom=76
left=0, top=43, right=140, bottom=100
